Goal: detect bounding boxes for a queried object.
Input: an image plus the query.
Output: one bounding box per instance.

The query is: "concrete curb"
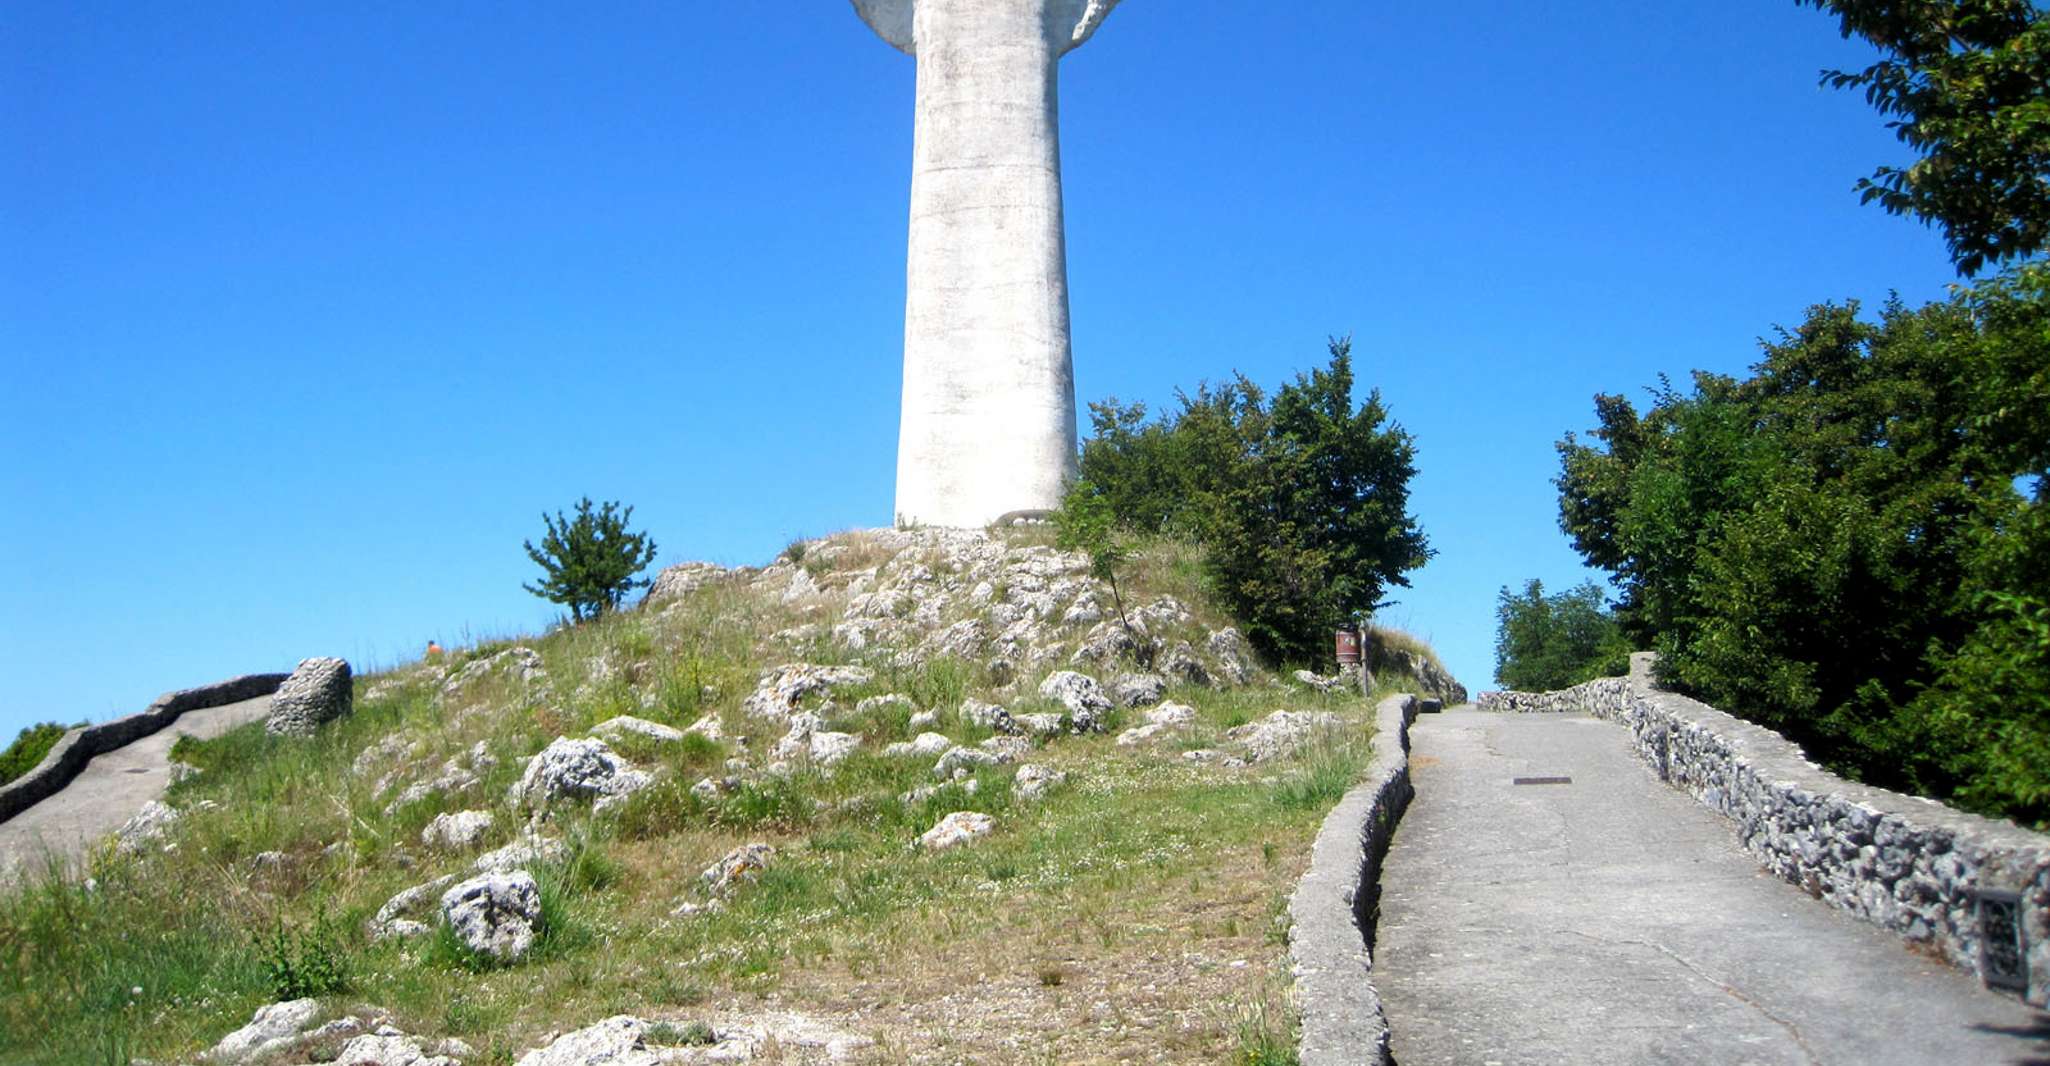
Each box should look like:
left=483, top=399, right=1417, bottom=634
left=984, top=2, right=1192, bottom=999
left=1289, top=692, right=1420, bottom=1066
left=0, top=673, right=289, bottom=825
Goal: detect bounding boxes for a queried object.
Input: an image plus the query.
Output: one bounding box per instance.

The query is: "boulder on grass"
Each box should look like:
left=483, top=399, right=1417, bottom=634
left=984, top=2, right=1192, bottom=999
left=439, top=870, right=542, bottom=961
left=267, top=657, right=353, bottom=736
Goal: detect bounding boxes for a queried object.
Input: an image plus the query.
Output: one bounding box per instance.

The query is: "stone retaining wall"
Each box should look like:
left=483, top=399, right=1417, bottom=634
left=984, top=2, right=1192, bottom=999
left=0, top=673, right=289, bottom=824
left=1481, top=655, right=2048, bottom=1007
left=1289, top=691, right=1419, bottom=1066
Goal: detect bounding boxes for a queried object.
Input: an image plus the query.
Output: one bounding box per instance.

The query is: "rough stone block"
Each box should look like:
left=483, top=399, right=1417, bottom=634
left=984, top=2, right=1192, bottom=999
left=265, top=658, right=353, bottom=737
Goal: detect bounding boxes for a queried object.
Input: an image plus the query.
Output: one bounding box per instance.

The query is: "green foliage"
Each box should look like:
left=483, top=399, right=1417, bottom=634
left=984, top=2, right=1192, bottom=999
left=1054, top=480, right=1140, bottom=652
left=1231, top=997, right=1300, bottom=1066
left=256, top=907, right=349, bottom=999
left=1493, top=579, right=1631, bottom=690
left=1799, top=0, right=2050, bottom=275
left=647, top=1021, right=717, bottom=1046
left=1076, top=337, right=1432, bottom=664
left=0, top=722, right=79, bottom=786
left=1556, top=276, right=2049, bottom=823
left=522, top=497, right=660, bottom=623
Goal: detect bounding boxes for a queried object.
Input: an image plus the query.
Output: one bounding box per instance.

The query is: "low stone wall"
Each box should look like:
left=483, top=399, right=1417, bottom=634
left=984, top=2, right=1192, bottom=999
left=1476, top=679, right=1628, bottom=715
left=1289, top=691, right=1419, bottom=1066
left=0, top=673, right=289, bottom=824
left=1481, top=656, right=2048, bottom=1007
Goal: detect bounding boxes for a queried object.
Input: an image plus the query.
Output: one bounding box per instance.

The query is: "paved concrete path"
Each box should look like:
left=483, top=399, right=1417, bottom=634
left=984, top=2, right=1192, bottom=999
left=0, top=694, right=272, bottom=886
left=1376, top=708, right=2050, bottom=1066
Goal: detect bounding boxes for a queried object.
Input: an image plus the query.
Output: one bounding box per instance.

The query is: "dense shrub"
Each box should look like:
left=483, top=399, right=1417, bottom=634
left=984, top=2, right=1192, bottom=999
left=1072, top=338, right=1431, bottom=664
left=1493, top=579, right=1630, bottom=691
left=256, top=908, right=350, bottom=999
left=0, top=722, right=79, bottom=787
left=1555, top=268, right=2049, bottom=824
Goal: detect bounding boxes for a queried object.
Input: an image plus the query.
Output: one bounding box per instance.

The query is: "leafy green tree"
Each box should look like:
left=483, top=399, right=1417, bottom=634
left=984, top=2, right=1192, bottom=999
left=522, top=497, right=659, bottom=622
left=1555, top=282, right=2049, bottom=822
left=1076, top=337, right=1431, bottom=664
left=1493, top=579, right=1631, bottom=691
left=1799, top=0, right=2050, bottom=274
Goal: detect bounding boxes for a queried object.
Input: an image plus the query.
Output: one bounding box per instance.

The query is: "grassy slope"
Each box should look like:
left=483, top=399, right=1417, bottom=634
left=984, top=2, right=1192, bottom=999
left=0, top=529, right=1445, bottom=1065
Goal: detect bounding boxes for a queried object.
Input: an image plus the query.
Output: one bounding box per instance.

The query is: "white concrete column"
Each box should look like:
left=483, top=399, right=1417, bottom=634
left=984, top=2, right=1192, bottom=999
left=852, top=0, right=1121, bottom=528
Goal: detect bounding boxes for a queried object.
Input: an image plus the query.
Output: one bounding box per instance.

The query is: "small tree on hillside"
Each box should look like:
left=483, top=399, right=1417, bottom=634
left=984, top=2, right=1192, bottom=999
left=1054, top=479, right=1141, bottom=652
left=523, top=497, right=659, bottom=622
left=1075, top=337, right=1432, bottom=664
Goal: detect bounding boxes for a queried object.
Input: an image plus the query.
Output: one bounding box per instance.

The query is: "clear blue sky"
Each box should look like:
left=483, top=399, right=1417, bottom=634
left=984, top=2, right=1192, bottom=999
left=1, top=1, right=1956, bottom=737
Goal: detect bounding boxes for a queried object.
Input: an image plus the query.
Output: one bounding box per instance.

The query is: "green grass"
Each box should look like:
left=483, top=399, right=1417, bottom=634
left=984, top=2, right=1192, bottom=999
left=0, top=527, right=1449, bottom=1065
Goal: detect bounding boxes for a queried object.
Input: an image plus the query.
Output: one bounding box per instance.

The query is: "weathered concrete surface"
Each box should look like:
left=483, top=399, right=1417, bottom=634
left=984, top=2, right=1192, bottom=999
left=1287, top=693, right=1417, bottom=1066
left=0, top=693, right=272, bottom=885
left=853, top=0, right=1122, bottom=528
left=1377, top=709, right=2048, bottom=1065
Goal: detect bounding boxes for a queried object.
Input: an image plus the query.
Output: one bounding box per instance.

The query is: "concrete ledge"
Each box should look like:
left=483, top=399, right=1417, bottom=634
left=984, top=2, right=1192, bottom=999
left=0, top=673, right=289, bottom=825
left=1289, top=692, right=1419, bottom=1066
left=1481, top=655, right=2050, bottom=1008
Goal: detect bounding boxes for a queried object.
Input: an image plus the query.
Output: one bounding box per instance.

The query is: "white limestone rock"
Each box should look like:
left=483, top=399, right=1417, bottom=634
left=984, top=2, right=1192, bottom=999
left=1226, top=710, right=1346, bottom=763
left=440, top=645, right=546, bottom=699
left=1207, top=628, right=1254, bottom=685
left=1013, top=764, right=1067, bottom=801
left=958, top=697, right=1018, bottom=736
left=856, top=693, right=915, bottom=716
left=642, top=561, right=729, bottom=606
left=742, top=664, right=873, bottom=719
left=809, top=731, right=862, bottom=767
left=206, top=998, right=320, bottom=1062
left=421, top=809, right=495, bottom=851
left=474, top=834, right=568, bottom=874
left=1115, top=722, right=1169, bottom=747
left=592, top=715, right=687, bottom=744
left=334, top=1031, right=457, bottom=1066
left=369, top=874, right=461, bottom=941
left=1038, top=671, right=1111, bottom=732
left=115, top=800, right=180, bottom=854
left=508, top=736, right=651, bottom=811
left=1112, top=673, right=1168, bottom=707
left=1013, top=712, right=1065, bottom=738
left=1293, top=669, right=1347, bottom=694
left=882, top=731, right=954, bottom=758
left=980, top=735, right=1034, bottom=761
left=701, top=843, right=775, bottom=897
left=1148, top=701, right=1197, bottom=726
left=513, top=1015, right=666, bottom=1066
left=439, top=870, right=542, bottom=961
left=1159, top=641, right=1213, bottom=687
left=919, top=811, right=995, bottom=851
left=934, top=745, right=1008, bottom=779
left=902, top=777, right=981, bottom=805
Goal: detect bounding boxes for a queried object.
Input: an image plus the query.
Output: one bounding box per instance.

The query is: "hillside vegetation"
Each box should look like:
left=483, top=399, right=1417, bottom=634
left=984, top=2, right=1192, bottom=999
left=0, top=527, right=1457, bottom=1065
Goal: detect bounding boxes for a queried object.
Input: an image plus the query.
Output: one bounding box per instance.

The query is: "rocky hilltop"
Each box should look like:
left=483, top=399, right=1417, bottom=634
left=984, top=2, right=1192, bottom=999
left=1, top=527, right=1460, bottom=1065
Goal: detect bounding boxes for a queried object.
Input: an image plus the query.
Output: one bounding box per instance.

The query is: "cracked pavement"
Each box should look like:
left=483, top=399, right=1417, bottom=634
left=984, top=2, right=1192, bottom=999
left=1375, top=708, right=2048, bottom=1065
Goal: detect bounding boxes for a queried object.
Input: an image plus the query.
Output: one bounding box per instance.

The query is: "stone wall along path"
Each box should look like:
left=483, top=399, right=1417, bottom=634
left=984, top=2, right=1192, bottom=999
left=0, top=690, right=277, bottom=885
left=1373, top=708, right=2046, bottom=1065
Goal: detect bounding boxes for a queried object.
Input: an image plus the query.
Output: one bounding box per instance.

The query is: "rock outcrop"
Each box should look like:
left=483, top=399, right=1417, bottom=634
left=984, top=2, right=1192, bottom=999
left=440, top=870, right=542, bottom=960
left=266, top=657, right=353, bottom=736
left=509, top=736, right=652, bottom=812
